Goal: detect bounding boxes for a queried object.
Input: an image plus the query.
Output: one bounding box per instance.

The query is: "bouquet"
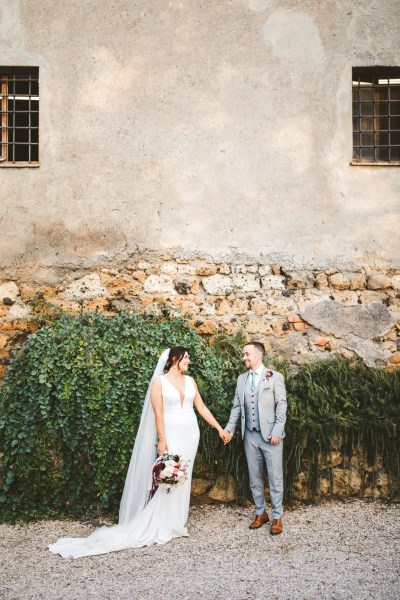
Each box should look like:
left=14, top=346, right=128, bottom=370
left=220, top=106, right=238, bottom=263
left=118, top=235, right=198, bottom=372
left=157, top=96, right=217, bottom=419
left=148, top=453, right=189, bottom=500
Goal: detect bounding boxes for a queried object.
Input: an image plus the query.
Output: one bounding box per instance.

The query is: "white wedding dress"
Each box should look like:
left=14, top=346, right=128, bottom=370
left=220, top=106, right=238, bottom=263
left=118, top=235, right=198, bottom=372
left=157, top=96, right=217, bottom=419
left=49, top=375, right=200, bottom=558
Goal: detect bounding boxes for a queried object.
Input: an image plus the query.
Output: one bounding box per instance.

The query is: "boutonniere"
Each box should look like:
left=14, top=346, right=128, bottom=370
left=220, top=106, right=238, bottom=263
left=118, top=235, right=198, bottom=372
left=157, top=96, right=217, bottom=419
left=263, top=370, right=273, bottom=382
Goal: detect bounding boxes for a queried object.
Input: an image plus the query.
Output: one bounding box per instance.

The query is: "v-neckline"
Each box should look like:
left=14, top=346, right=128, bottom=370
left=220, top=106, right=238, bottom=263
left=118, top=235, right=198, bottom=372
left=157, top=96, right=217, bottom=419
left=163, top=375, right=187, bottom=409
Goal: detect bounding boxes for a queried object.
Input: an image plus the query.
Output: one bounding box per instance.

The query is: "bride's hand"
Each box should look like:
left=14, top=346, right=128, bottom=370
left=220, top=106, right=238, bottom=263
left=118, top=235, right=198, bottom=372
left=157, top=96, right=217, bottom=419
left=157, top=438, right=168, bottom=456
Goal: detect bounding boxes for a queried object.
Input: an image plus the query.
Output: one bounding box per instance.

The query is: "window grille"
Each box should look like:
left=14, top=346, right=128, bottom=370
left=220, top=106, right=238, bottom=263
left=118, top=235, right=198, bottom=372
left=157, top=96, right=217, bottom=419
left=352, top=66, right=400, bottom=165
left=0, top=67, right=39, bottom=166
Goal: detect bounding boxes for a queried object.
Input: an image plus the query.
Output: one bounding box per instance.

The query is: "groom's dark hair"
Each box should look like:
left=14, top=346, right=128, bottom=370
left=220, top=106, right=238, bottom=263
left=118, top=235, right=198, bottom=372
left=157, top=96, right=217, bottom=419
left=249, top=341, right=265, bottom=356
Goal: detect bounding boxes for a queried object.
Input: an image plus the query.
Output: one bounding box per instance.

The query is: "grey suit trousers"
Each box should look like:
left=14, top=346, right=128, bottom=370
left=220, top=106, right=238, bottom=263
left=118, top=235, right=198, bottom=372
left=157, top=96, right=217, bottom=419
left=244, top=429, right=284, bottom=519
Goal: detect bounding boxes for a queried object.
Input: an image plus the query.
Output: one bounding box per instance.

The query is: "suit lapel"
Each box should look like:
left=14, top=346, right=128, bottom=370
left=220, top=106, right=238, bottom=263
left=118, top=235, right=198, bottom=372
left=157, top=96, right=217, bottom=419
left=257, top=366, right=268, bottom=403
left=239, top=372, right=248, bottom=406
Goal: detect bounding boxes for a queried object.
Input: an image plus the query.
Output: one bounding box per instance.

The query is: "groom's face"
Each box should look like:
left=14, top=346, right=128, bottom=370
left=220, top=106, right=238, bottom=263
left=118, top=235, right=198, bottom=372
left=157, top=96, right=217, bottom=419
left=243, top=345, right=263, bottom=371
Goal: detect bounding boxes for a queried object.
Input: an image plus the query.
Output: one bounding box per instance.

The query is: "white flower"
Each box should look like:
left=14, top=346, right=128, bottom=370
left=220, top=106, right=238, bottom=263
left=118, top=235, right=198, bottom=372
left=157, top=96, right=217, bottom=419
left=163, top=467, right=174, bottom=478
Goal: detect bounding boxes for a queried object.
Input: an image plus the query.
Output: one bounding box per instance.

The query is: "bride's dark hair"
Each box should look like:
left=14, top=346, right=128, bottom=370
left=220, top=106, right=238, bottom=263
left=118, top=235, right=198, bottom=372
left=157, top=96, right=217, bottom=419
left=164, top=347, right=188, bottom=372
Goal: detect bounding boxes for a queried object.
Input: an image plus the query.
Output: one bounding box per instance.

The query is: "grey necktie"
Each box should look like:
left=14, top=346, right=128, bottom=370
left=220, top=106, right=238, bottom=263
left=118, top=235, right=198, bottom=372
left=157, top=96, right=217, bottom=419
left=250, top=371, right=256, bottom=393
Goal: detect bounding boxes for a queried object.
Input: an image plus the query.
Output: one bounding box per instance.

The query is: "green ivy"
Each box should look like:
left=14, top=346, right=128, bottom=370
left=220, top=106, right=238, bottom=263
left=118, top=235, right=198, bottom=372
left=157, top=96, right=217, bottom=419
left=0, top=306, right=399, bottom=522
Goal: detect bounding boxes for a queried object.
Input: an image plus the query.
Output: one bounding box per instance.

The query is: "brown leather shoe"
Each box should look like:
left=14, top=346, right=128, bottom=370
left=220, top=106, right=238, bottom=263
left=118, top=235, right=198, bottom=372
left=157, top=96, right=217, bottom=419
left=249, top=513, right=270, bottom=529
left=270, top=518, right=283, bottom=535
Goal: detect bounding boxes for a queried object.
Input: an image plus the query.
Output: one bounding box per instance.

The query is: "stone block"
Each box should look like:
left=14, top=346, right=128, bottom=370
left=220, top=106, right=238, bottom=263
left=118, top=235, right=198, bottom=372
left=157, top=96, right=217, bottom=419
left=160, top=262, right=178, bottom=275
left=332, top=468, right=362, bottom=495
left=232, top=264, right=247, bottom=274
left=0, top=281, right=19, bottom=302
left=218, top=321, right=241, bottom=334
left=287, top=314, right=303, bottom=323
left=64, top=274, right=109, bottom=301
left=209, top=475, right=236, bottom=502
left=301, top=301, right=395, bottom=339
left=200, top=302, right=216, bottom=316
left=218, top=263, right=230, bottom=275
left=286, top=272, right=313, bottom=289
left=293, top=321, right=311, bottom=331
left=172, top=298, right=199, bottom=315
left=348, top=272, right=367, bottom=290
left=367, top=273, right=391, bottom=290
left=5, top=300, right=30, bottom=321
left=261, top=275, right=285, bottom=290
left=313, top=336, right=329, bottom=346
left=259, top=265, right=272, bottom=276
left=332, top=290, right=359, bottom=305
left=344, top=336, right=391, bottom=368
left=392, top=275, right=400, bottom=290
left=82, top=297, right=111, bottom=312
left=137, top=261, right=151, bottom=270
left=48, top=298, right=81, bottom=314
left=140, top=295, right=154, bottom=306
left=268, top=298, right=296, bottom=316
left=143, top=275, right=175, bottom=294
left=292, top=472, right=309, bottom=501
left=357, top=290, right=388, bottom=305
left=329, top=272, right=350, bottom=290
left=174, top=278, right=193, bottom=295
left=247, top=265, right=259, bottom=274
left=202, top=275, right=233, bottom=296
left=315, top=273, right=329, bottom=289
left=0, top=333, right=9, bottom=350
left=196, top=320, right=217, bottom=335
left=232, top=274, right=260, bottom=292
left=130, top=271, right=146, bottom=283
left=328, top=451, right=342, bottom=467
left=250, top=299, right=269, bottom=316
left=196, top=264, right=218, bottom=276
left=216, top=299, right=232, bottom=316
left=191, top=478, right=211, bottom=496
left=271, top=319, right=288, bottom=337
left=246, top=316, right=272, bottom=335
left=232, top=298, right=249, bottom=314
left=107, top=276, right=142, bottom=297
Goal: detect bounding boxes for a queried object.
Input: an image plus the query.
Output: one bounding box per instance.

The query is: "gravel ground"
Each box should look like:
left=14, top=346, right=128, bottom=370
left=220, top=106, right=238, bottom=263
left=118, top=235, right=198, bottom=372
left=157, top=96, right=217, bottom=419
left=0, top=500, right=399, bottom=600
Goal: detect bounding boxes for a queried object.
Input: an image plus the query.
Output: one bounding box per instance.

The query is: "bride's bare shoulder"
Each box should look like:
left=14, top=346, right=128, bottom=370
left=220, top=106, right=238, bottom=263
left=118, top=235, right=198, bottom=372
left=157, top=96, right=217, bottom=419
left=151, top=375, right=163, bottom=389
left=187, top=375, right=198, bottom=387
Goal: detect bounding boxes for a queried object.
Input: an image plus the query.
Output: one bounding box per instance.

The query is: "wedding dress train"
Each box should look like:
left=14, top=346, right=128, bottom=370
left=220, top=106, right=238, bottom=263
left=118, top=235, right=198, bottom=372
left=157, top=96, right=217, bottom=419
left=49, top=375, right=199, bottom=558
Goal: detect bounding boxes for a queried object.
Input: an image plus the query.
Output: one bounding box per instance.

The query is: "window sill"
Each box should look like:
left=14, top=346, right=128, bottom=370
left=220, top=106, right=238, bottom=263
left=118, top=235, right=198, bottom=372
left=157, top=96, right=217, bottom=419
left=0, top=162, right=40, bottom=168
left=350, top=161, right=400, bottom=167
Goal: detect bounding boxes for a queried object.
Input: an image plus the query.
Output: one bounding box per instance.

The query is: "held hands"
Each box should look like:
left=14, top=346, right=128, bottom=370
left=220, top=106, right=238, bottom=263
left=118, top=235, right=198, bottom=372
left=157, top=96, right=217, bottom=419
left=219, top=429, right=233, bottom=445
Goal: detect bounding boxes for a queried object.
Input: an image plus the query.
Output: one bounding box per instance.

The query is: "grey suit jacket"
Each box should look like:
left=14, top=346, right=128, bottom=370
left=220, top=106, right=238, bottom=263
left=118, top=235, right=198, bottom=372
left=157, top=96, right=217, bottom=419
left=225, top=367, right=287, bottom=441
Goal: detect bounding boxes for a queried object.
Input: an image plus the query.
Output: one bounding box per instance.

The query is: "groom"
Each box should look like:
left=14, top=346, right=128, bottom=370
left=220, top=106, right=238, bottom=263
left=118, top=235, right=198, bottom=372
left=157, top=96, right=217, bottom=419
left=224, top=342, right=287, bottom=535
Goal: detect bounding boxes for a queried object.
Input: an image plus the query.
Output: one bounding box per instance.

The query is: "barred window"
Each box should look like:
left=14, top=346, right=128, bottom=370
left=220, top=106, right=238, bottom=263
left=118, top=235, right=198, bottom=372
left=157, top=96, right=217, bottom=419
left=352, top=66, right=400, bottom=165
left=0, top=67, right=39, bottom=166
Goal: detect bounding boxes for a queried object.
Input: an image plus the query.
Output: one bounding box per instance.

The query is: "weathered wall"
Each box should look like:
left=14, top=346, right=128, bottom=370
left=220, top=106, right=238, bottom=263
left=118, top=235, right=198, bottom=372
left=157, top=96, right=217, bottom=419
left=0, top=258, right=399, bottom=375
left=0, top=1, right=399, bottom=269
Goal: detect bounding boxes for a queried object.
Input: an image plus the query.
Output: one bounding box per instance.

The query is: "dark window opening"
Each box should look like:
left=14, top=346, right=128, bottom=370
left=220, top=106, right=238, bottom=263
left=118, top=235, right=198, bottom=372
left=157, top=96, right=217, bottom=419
left=352, top=66, right=400, bottom=165
left=1, top=67, right=39, bottom=165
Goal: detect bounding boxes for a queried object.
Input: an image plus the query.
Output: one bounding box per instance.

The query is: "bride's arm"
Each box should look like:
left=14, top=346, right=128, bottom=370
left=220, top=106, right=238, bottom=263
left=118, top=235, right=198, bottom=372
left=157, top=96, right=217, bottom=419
left=150, top=377, right=167, bottom=455
left=192, top=378, right=229, bottom=442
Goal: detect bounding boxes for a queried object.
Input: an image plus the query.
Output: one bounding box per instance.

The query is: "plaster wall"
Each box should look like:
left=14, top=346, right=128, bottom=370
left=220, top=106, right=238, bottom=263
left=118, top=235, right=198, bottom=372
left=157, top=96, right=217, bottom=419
left=0, top=0, right=399, bottom=269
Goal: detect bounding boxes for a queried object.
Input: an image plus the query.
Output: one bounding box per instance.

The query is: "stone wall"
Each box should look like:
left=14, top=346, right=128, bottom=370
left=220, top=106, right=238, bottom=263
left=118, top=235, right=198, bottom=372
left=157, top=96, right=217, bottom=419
left=194, top=427, right=399, bottom=502
left=191, top=444, right=396, bottom=503
left=1, top=256, right=399, bottom=381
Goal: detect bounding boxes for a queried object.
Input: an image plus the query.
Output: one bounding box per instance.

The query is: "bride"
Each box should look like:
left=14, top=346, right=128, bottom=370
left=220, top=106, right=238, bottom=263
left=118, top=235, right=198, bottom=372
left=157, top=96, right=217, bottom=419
left=49, top=347, right=228, bottom=558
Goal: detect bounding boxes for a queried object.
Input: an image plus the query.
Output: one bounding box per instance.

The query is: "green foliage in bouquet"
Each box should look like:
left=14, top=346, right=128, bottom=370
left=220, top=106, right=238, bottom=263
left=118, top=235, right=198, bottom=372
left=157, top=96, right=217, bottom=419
left=0, top=302, right=399, bottom=522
